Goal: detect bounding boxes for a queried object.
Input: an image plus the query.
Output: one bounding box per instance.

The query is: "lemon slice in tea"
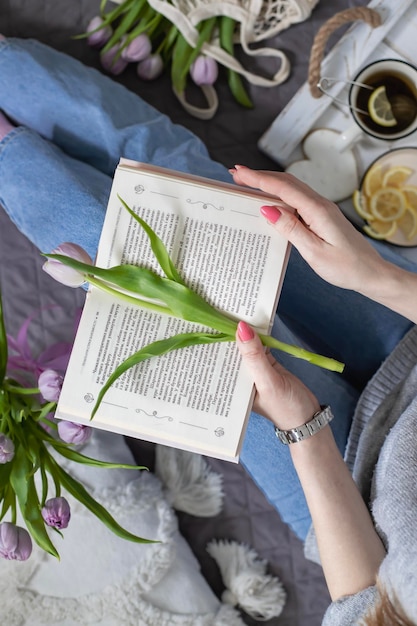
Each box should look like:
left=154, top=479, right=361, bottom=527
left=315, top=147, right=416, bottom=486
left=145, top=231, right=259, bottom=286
left=368, top=85, right=398, bottom=128
left=370, top=187, right=406, bottom=221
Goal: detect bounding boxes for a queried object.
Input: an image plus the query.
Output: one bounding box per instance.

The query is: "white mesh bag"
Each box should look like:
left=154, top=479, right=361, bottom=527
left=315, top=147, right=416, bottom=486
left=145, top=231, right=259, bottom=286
left=112, top=0, right=320, bottom=117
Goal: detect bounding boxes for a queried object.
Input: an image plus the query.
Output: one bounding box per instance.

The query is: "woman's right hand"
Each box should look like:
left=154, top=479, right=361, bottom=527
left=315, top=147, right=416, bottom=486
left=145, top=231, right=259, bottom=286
left=230, top=165, right=390, bottom=297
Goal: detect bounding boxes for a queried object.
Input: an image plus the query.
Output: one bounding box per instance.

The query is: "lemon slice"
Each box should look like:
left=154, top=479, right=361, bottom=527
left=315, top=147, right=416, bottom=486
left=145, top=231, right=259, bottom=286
left=363, top=219, right=398, bottom=240
left=368, top=85, right=398, bottom=127
left=369, top=187, right=406, bottom=221
left=352, top=189, right=374, bottom=220
left=398, top=206, right=417, bottom=240
left=363, top=164, right=384, bottom=197
left=402, top=185, right=417, bottom=211
left=382, top=165, right=413, bottom=188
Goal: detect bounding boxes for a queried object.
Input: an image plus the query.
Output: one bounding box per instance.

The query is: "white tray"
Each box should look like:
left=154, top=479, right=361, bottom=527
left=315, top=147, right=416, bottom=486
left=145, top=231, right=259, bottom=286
left=259, top=0, right=417, bottom=261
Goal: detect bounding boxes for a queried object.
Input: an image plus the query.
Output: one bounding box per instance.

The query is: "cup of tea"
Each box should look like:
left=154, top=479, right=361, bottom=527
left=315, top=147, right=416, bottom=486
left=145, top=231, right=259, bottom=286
left=338, top=59, right=417, bottom=150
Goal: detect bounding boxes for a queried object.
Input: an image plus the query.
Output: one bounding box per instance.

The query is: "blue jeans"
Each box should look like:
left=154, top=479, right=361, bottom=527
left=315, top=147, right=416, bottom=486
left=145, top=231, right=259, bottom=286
left=1, top=38, right=416, bottom=540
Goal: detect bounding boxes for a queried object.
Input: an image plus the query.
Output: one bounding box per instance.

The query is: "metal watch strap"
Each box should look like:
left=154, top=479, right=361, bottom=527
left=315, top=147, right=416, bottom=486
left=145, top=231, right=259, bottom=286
left=274, top=405, right=333, bottom=445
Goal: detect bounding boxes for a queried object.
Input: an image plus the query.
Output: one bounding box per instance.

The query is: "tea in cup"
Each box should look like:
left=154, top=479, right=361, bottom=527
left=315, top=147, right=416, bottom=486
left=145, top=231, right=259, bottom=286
left=339, top=59, right=417, bottom=149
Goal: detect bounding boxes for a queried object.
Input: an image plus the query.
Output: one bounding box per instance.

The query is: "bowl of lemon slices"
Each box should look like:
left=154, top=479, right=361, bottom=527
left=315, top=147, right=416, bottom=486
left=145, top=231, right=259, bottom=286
left=352, top=147, right=417, bottom=246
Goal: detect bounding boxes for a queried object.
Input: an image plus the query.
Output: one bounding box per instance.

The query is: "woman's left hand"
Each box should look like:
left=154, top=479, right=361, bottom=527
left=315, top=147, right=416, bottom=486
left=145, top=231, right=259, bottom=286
left=236, top=321, right=320, bottom=430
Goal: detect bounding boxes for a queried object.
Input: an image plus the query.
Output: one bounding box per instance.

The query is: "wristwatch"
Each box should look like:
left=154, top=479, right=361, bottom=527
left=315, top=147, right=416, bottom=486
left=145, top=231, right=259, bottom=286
left=274, top=405, right=333, bottom=445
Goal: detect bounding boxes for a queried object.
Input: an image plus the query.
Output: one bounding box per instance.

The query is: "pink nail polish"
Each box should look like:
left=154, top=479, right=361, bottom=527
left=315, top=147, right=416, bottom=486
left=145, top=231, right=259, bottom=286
left=237, top=321, right=254, bottom=342
left=260, top=205, right=281, bottom=224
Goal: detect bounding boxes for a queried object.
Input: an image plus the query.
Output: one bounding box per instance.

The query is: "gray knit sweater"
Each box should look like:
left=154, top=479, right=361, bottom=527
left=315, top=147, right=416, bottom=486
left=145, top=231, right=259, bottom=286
left=305, top=324, right=417, bottom=624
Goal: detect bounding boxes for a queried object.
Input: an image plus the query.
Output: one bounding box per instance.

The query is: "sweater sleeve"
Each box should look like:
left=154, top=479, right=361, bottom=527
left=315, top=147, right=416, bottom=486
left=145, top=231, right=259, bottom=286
left=322, top=585, right=377, bottom=625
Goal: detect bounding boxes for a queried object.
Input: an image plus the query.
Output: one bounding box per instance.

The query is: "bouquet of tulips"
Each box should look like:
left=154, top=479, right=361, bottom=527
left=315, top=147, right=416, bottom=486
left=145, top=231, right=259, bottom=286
left=0, top=291, right=152, bottom=562
left=80, top=0, right=258, bottom=116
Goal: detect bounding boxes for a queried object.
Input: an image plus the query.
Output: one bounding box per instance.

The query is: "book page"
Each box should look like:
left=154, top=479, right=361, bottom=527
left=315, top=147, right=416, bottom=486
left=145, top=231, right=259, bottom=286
left=56, top=162, right=290, bottom=461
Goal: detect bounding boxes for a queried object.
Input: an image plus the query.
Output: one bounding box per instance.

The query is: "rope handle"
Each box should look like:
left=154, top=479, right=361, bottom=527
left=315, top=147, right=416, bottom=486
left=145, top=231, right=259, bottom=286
left=308, top=7, right=382, bottom=98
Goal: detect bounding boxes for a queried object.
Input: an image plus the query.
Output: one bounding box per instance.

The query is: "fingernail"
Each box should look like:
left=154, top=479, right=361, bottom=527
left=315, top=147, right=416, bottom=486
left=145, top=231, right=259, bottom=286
left=237, top=321, right=254, bottom=342
left=234, top=164, right=245, bottom=170
left=228, top=167, right=236, bottom=175
left=260, top=205, right=281, bottom=224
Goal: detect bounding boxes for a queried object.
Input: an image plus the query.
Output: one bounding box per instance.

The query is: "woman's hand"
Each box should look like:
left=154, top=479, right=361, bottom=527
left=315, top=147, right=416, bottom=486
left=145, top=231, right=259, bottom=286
left=236, top=321, right=320, bottom=430
left=236, top=321, right=386, bottom=601
left=230, top=165, right=388, bottom=296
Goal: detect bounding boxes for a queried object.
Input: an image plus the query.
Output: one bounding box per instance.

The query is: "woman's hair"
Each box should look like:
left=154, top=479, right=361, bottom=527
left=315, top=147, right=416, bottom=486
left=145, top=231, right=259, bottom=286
left=361, top=578, right=415, bottom=626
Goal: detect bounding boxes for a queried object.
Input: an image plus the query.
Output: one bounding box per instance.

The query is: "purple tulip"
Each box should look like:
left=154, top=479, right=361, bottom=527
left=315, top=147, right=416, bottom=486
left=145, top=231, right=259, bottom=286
left=86, top=16, right=113, bottom=49
left=121, top=34, right=152, bottom=62
left=42, top=497, right=71, bottom=529
left=58, top=421, right=93, bottom=445
left=0, top=522, right=32, bottom=561
left=42, top=242, right=92, bottom=288
left=100, top=44, right=128, bottom=76
left=0, top=434, right=15, bottom=464
left=38, top=369, right=64, bottom=402
left=190, top=55, right=218, bottom=86
left=136, top=54, right=164, bottom=81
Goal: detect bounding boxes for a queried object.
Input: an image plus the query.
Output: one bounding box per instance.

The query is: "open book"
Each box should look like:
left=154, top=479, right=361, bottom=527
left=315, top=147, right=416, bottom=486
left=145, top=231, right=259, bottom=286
left=56, top=159, right=291, bottom=462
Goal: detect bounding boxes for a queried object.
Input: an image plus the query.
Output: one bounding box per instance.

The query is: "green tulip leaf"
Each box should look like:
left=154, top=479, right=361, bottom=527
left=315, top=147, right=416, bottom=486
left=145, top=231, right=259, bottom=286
left=52, top=442, right=148, bottom=471
left=49, top=455, right=156, bottom=544
left=0, top=484, right=15, bottom=522
left=92, top=331, right=231, bottom=418
left=219, top=17, right=253, bottom=108
left=118, top=195, right=184, bottom=284
left=44, top=254, right=238, bottom=335
left=0, top=462, right=12, bottom=496
left=10, top=446, right=60, bottom=558
left=101, top=0, right=147, bottom=55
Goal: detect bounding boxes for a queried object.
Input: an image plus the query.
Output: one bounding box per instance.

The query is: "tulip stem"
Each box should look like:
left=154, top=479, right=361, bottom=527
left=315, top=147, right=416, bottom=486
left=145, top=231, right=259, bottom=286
left=86, top=275, right=172, bottom=316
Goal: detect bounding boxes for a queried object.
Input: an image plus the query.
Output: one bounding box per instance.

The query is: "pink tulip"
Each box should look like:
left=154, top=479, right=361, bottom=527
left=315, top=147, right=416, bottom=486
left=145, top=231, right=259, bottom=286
left=0, top=434, right=14, bottom=464
left=121, top=34, right=152, bottom=62
left=38, top=369, right=63, bottom=402
left=58, top=421, right=93, bottom=445
left=0, top=523, right=32, bottom=561
left=100, top=44, right=128, bottom=76
left=42, top=497, right=71, bottom=529
left=42, top=242, right=92, bottom=288
left=136, top=54, right=164, bottom=80
left=190, top=55, right=218, bottom=86
left=86, top=16, right=113, bottom=49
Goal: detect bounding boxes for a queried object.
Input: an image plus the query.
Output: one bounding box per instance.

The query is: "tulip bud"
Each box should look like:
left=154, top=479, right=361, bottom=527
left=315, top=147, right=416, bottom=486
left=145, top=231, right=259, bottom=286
left=121, top=34, right=152, bottom=62
left=42, top=497, right=71, bottom=529
left=100, top=44, right=128, bottom=76
left=43, top=242, right=92, bottom=288
left=86, top=16, right=113, bottom=49
left=0, top=522, right=32, bottom=561
left=0, top=434, right=14, bottom=464
left=38, top=369, right=63, bottom=402
left=190, top=55, right=218, bottom=86
left=136, top=54, right=164, bottom=81
left=58, top=421, right=93, bottom=445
